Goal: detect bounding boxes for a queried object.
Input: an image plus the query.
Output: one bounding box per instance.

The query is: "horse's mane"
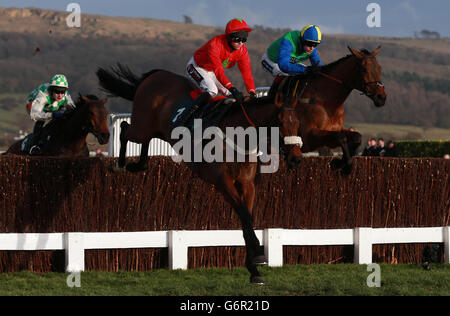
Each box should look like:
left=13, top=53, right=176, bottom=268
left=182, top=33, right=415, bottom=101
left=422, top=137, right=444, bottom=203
left=320, top=54, right=353, bottom=72
left=46, top=94, right=99, bottom=131
left=320, top=49, right=372, bottom=72
left=75, top=94, right=99, bottom=107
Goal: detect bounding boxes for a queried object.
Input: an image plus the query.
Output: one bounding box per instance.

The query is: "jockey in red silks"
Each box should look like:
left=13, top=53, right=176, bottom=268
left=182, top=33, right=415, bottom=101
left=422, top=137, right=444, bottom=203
left=181, top=18, right=257, bottom=125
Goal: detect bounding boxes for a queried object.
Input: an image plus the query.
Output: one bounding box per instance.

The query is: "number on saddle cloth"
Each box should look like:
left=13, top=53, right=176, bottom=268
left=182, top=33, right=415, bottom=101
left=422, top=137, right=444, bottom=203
left=170, top=95, right=197, bottom=129
left=170, top=90, right=231, bottom=130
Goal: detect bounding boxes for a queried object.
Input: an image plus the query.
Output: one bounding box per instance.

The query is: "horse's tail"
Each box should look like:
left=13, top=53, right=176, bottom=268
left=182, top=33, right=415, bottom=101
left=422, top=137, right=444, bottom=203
left=96, top=63, right=160, bottom=101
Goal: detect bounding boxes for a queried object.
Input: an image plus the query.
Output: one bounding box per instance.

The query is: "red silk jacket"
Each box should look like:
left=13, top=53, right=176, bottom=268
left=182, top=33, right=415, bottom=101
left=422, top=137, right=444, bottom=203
left=194, top=34, right=256, bottom=94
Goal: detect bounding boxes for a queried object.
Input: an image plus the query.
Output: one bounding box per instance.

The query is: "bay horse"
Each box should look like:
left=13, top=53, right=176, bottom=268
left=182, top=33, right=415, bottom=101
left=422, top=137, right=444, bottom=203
left=96, top=66, right=303, bottom=284
left=274, top=46, right=387, bottom=174
left=6, top=95, right=110, bottom=157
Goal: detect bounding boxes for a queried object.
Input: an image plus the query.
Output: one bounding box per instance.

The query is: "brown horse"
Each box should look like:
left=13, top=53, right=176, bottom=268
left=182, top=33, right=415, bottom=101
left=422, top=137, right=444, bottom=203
left=274, top=46, right=387, bottom=174
left=6, top=95, right=110, bottom=157
left=96, top=66, right=302, bottom=284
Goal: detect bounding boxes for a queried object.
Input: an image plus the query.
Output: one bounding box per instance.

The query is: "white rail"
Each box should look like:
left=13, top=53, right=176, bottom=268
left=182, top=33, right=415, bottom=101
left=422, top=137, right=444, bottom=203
left=0, top=227, right=448, bottom=272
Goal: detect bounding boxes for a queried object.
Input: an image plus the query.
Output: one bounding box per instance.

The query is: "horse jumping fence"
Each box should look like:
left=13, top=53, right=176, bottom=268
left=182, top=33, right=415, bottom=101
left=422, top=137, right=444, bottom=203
left=107, top=87, right=270, bottom=157
left=0, top=227, right=448, bottom=272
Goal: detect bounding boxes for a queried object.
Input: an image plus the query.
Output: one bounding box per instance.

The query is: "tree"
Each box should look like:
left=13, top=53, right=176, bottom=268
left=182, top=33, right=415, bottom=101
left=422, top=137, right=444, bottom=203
left=183, top=15, right=193, bottom=24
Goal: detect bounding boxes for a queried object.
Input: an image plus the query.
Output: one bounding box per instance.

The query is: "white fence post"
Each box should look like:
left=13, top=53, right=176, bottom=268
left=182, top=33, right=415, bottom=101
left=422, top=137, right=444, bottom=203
left=168, top=231, right=188, bottom=270
left=64, top=233, right=85, bottom=272
left=264, top=228, right=283, bottom=267
left=444, top=227, right=450, bottom=264
left=354, top=227, right=372, bottom=264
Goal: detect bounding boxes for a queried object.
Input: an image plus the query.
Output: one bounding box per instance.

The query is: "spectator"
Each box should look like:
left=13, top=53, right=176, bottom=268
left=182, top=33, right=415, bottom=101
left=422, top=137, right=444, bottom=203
left=444, top=154, right=450, bottom=159
left=362, top=138, right=377, bottom=156
left=384, top=140, right=399, bottom=157
left=95, top=149, right=104, bottom=157
left=348, top=127, right=359, bottom=156
left=376, top=138, right=385, bottom=156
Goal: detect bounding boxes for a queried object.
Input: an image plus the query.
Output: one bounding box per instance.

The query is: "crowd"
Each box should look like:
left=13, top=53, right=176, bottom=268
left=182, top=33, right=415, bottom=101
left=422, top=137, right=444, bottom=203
left=361, top=138, right=399, bottom=157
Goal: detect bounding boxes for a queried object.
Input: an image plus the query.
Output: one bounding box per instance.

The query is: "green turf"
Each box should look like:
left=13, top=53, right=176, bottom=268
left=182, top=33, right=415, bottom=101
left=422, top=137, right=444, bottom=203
left=0, top=264, right=448, bottom=296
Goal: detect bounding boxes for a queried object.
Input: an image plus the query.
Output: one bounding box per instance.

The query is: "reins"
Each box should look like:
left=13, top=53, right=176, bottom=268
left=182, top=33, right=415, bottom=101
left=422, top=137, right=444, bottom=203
left=238, top=101, right=256, bottom=127
left=317, top=71, right=343, bottom=85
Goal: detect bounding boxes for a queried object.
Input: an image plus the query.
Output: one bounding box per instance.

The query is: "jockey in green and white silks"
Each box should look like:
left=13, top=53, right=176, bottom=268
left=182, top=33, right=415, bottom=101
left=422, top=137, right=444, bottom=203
left=261, top=24, right=323, bottom=76
left=28, top=74, right=75, bottom=122
left=26, top=74, right=76, bottom=154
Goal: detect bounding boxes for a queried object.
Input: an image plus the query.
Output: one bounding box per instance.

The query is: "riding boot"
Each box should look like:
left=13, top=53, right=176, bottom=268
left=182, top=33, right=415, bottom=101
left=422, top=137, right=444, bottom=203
left=176, top=92, right=211, bottom=127
left=269, top=75, right=285, bottom=97
left=29, top=121, right=44, bottom=155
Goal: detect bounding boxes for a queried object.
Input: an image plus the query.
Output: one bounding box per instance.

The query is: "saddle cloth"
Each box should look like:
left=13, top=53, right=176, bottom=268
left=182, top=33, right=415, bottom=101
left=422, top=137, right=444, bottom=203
left=170, top=90, right=236, bottom=131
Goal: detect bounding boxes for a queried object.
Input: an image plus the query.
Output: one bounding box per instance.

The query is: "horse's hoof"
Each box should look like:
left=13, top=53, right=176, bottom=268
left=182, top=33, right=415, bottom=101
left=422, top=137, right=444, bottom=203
left=253, top=255, right=267, bottom=266
left=250, top=276, right=265, bottom=285
left=111, top=164, right=125, bottom=173
left=126, top=162, right=148, bottom=173
left=341, top=163, right=353, bottom=176
left=330, top=158, right=344, bottom=171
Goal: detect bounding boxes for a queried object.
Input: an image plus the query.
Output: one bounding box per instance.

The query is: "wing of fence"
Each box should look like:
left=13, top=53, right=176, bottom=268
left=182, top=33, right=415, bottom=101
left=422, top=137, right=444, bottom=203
left=0, top=227, right=448, bottom=272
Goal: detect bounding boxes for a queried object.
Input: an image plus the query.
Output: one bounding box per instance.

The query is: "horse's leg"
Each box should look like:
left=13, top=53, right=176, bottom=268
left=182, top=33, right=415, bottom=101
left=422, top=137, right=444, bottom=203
left=126, top=141, right=150, bottom=172
left=342, top=130, right=362, bottom=157
left=239, top=179, right=267, bottom=265
left=334, top=129, right=361, bottom=175
left=116, top=121, right=130, bottom=170
left=306, top=129, right=353, bottom=174
left=219, top=175, right=265, bottom=284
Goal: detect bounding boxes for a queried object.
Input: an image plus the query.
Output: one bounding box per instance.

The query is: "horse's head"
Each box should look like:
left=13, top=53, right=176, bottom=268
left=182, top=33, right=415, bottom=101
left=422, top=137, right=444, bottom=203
left=274, top=90, right=302, bottom=169
left=348, top=46, right=387, bottom=107
left=80, top=95, right=110, bottom=144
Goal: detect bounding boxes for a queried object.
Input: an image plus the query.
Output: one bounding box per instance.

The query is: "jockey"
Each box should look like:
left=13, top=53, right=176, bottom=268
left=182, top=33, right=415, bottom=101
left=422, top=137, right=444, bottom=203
left=261, top=25, right=323, bottom=92
left=182, top=18, right=257, bottom=125
left=26, top=74, right=75, bottom=154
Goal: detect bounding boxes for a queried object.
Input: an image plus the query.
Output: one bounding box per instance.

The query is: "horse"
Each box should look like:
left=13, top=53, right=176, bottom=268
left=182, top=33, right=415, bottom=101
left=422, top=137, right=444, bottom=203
left=96, top=66, right=303, bottom=284
left=273, top=46, right=387, bottom=174
left=6, top=95, right=110, bottom=157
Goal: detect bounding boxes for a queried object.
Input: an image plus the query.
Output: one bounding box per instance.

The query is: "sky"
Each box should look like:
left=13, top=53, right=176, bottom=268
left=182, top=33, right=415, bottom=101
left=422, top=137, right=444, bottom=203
left=2, top=0, right=449, bottom=37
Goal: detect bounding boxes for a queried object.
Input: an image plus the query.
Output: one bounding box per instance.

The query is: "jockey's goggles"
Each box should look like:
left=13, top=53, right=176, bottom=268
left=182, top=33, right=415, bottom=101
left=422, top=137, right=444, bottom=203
left=53, top=88, right=67, bottom=95
left=304, top=41, right=318, bottom=48
left=231, top=37, right=247, bottom=43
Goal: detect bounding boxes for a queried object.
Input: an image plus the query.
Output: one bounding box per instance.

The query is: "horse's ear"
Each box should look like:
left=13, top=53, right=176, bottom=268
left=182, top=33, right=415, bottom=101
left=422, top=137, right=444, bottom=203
left=274, top=91, right=283, bottom=108
left=371, top=45, right=381, bottom=56
left=81, top=95, right=90, bottom=102
left=348, top=46, right=364, bottom=59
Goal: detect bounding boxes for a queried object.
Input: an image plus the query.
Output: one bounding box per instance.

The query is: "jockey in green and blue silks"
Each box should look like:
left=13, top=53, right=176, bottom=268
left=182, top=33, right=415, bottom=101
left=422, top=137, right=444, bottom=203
left=262, top=25, right=323, bottom=76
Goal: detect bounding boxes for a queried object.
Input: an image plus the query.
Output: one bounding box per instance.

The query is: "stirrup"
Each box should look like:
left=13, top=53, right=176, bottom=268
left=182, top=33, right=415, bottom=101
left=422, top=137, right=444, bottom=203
left=224, top=98, right=235, bottom=105
left=29, top=145, right=42, bottom=155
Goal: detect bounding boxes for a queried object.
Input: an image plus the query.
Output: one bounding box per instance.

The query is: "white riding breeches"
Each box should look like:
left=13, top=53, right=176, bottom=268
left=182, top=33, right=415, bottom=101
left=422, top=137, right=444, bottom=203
left=186, top=57, right=231, bottom=97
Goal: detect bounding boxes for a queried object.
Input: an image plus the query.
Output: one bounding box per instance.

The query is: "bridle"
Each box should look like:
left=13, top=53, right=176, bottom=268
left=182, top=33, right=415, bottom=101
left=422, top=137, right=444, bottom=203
left=317, top=55, right=384, bottom=97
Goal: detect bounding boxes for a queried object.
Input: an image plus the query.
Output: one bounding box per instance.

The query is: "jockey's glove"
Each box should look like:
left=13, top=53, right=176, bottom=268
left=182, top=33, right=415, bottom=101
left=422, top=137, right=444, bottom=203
left=249, top=92, right=257, bottom=99
left=229, top=87, right=244, bottom=104
left=52, top=111, right=64, bottom=119
left=306, top=65, right=321, bottom=75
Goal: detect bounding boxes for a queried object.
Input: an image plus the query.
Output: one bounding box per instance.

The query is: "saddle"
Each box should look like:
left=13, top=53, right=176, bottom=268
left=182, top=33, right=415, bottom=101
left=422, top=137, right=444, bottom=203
left=170, top=90, right=237, bottom=131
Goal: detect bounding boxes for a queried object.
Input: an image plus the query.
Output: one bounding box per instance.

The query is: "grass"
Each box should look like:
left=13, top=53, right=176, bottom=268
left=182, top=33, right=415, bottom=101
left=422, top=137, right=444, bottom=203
left=0, top=264, right=449, bottom=296
left=349, top=123, right=450, bottom=141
